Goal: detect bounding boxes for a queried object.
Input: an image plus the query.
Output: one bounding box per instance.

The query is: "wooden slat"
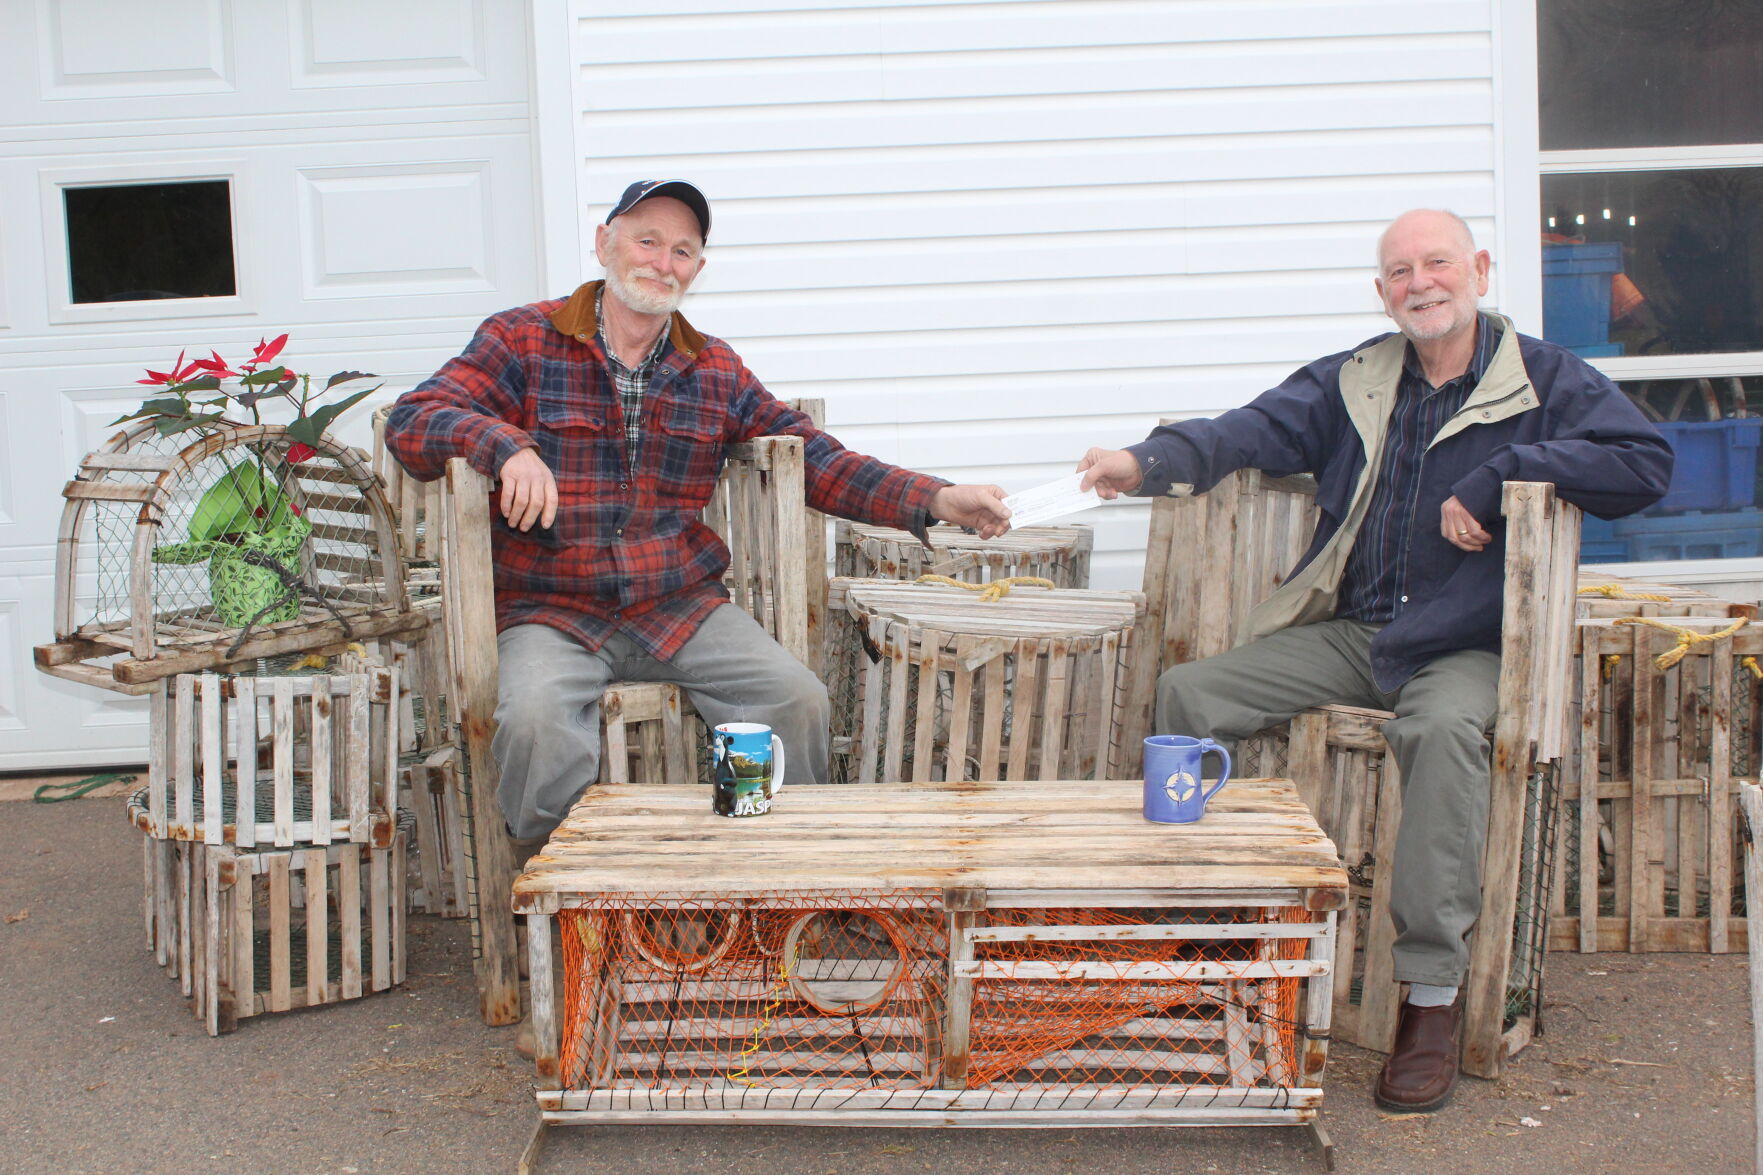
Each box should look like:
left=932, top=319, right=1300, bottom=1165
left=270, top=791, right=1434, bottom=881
left=233, top=678, right=257, bottom=848
left=340, top=845, right=363, bottom=1001
left=439, top=459, right=522, bottom=1024
left=272, top=678, right=296, bottom=846
left=173, top=675, right=195, bottom=838
left=347, top=674, right=372, bottom=840
left=268, top=853, right=292, bottom=1013
left=305, top=847, right=329, bottom=1006
left=371, top=843, right=391, bottom=991
left=199, top=677, right=224, bottom=844
left=310, top=680, right=333, bottom=846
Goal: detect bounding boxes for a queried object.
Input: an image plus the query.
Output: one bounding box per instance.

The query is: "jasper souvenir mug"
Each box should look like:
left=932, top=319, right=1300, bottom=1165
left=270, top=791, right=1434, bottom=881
left=1142, top=734, right=1232, bottom=823
left=711, top=722, right=786, bottom=817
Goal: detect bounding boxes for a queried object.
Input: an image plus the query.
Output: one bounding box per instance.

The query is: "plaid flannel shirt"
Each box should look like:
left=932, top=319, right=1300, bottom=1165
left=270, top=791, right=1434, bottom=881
left=385, top=280, right=948, bottom=660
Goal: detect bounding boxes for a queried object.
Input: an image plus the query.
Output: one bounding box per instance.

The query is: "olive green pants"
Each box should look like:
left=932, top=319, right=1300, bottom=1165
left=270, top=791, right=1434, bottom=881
left=1156, top=619, right=1500, bottom=987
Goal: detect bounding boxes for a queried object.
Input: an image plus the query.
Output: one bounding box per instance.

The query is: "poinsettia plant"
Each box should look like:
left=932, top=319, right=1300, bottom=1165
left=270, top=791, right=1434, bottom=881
left=116, top=335, right=381, bottom=629
left=122, top=333, right=380, bottom=462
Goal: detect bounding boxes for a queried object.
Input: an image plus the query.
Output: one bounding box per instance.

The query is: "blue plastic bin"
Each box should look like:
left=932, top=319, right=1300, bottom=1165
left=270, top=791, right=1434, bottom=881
left=1543, top=242, right=1624, bottom=358
left=1655, top=418, right=1763, bottom=514
left=1609, top=508, right=1763, bottom=562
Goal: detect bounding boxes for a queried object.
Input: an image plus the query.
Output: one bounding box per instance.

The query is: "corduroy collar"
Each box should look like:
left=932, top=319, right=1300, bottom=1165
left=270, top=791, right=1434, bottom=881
left=548, top=279, right=707, bottom=363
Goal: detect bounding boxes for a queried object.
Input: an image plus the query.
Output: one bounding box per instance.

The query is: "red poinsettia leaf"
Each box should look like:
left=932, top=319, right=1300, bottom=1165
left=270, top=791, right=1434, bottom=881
left=285, top=442, right=317, bottom=464
left=137, top=371, right=172, bottom=385
left=253, top=333, right=290, bottom=366
left=289, top=502, right=304, bottom=516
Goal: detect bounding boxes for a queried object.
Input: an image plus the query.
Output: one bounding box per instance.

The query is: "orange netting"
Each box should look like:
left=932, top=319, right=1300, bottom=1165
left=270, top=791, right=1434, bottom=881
left=558, top=892, right=1322, bottom=1105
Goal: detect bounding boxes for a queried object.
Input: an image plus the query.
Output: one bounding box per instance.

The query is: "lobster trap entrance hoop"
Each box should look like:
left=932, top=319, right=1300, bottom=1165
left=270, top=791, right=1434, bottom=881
left=36, top=420, right=425, bottom=694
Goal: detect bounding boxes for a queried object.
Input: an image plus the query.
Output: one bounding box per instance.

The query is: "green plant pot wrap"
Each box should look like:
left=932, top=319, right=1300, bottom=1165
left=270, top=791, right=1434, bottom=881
left=154, top=514, right=312, bottom=628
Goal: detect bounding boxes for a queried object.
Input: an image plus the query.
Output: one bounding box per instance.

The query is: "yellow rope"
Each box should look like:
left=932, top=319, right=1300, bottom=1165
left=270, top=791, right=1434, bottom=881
left=914, top=573, right=1055, bottom=602
left=1602, top=654, right=1622, bottom=680
left=1743, top=656, right=1763, bottom=681
left=1613, top=615, right=1748, bottom=670
left=1577, top=583, right=1673, bottom=603
left=729, top=951, right=792, bottom=1088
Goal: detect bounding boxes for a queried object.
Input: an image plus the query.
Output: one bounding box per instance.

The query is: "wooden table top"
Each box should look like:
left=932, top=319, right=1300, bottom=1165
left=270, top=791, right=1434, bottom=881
left=512, top=778, right=1346, bottom=913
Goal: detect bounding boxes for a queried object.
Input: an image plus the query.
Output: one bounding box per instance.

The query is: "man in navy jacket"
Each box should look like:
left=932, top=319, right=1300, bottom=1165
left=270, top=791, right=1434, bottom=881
left=1078, top=209, right=1672, bottom=1111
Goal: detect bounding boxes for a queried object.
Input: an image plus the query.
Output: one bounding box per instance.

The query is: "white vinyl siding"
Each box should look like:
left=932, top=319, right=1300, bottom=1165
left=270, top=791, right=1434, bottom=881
left=0, top=0, right=543, bottom=768
left=568, top=0, right=1505, bottom=588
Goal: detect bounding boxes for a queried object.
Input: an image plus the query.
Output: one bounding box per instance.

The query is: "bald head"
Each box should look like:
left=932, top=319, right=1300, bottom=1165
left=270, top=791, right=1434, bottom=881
left=1377, top=210, right=1477, bottom=272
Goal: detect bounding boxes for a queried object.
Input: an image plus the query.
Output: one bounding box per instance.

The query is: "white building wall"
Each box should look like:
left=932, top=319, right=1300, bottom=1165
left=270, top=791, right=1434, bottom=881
left=566, top=0, right=1506, bottom=589
left=0, top=0, right=545, bottom=768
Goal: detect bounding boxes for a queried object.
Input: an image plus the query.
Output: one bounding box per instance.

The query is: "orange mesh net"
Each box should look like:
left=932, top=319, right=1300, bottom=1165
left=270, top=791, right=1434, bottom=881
left=557, top=892, right=1323, bottom=1105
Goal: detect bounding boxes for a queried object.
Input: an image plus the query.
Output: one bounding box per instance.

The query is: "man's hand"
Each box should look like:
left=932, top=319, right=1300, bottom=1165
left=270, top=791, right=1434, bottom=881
left=1441, top=495, right=1491, bottom=552
left=930, top=484, right=1012, bottom=539
left=1076, top=447, right=1143, bottom=499
left=498, top=447, right=558, bottom=532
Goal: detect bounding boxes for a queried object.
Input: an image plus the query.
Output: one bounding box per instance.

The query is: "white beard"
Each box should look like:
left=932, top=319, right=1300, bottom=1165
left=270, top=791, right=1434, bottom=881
left=604, top=265, right=683, bottom=316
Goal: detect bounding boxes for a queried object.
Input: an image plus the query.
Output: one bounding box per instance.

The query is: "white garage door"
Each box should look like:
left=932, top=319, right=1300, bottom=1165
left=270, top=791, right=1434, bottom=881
left=0, top=0, right=545, bottom=770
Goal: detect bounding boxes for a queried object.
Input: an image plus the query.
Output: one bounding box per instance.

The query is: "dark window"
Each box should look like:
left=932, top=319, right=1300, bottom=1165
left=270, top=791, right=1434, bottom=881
left=64, top=181, right=237, bottom=304
left=1540, top=167, right=1763, bottom=359
left=1539, top=0, right=1763, bottom=151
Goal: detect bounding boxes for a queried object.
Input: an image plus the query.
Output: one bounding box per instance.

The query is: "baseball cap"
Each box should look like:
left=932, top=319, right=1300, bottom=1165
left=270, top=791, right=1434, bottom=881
left=604, top=179, right=710, bottom=242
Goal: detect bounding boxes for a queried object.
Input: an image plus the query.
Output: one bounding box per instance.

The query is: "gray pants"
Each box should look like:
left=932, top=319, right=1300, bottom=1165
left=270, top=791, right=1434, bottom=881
left=1156, top=619, right=1500, bottom=986
left=492, top=604, right=830, bottom=840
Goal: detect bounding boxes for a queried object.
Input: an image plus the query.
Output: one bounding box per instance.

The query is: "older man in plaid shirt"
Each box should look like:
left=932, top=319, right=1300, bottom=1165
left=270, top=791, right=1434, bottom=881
left=387, top=180, right=1011, bottom=843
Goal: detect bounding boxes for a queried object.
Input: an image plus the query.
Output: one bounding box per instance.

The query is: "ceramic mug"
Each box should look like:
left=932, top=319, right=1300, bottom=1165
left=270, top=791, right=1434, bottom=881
left=1142, top=734, right=1232, bottom=823
left=711, top=722, right=786, bottom=817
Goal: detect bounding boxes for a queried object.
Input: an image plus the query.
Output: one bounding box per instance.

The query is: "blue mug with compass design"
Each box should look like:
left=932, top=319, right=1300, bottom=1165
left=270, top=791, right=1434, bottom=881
left=1142, top=735, right=1232, bottom=823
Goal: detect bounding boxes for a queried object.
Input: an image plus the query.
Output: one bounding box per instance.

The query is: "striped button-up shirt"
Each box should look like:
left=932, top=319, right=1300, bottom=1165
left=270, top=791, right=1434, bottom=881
left=1336, top=320, right=1503, bottom=624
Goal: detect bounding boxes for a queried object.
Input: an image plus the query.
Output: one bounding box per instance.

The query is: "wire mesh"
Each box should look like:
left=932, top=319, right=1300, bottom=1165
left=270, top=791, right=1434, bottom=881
left=967, top=906, right=1313, bottom=1092
left=73, top=427, right=398, bottom=649
left=560, top=891, right=946, bottom=1095
left=556, top=893, right=1325, bottom=1105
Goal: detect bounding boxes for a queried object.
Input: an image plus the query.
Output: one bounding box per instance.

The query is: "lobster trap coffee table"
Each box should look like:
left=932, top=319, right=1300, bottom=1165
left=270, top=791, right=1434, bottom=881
left=512, top=778, right=1346, bottom=1170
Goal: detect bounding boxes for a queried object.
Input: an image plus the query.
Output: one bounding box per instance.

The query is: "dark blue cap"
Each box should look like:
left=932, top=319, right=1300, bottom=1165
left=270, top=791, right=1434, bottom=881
left=604, top=179, right=710, bottom=242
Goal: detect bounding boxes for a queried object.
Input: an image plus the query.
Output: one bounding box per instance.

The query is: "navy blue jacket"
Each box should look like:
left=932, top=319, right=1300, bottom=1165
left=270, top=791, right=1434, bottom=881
left=1125, top=317, right=1674, bottom=690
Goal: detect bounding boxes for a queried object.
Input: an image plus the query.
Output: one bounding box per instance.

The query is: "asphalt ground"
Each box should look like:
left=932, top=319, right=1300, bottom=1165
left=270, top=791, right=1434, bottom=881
left=1, top=792, right=1753, bottom=1175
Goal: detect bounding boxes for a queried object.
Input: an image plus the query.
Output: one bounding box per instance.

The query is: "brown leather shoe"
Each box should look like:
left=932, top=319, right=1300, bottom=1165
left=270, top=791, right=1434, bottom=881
left=1374, top=999, right=1461, bottom=1111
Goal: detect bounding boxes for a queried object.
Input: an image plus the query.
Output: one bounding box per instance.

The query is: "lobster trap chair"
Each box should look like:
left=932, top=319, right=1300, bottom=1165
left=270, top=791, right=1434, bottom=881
left=1127, top=467, right=1582, bottom=1080
left=426, top=415, right=826, bottom=1025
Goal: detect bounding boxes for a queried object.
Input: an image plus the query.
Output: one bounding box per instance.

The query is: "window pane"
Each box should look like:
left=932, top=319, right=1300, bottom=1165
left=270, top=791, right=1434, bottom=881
left=1539, top=0, right=1763, bottom=150
left=1580, top=375, right=1763, bottom=564
left=1540, top=167, right=1763, bottom=358
left=64, top=181, right=236, bottom=304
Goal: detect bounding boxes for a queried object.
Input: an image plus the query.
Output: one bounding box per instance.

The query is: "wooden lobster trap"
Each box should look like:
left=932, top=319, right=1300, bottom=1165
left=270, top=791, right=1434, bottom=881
left=36, top=421, right=425, bottom=695
left=1553, top=614, right=1763, bottom=953
left=127, top=662, right=399, bottom=848
left=835, top=522, right=1093, bottom=588
left=826, top=578, right=1145, bottom=784
left=142, top=818, right=408, bottom=1035
left=514, top=779, right=1344, bottom=1153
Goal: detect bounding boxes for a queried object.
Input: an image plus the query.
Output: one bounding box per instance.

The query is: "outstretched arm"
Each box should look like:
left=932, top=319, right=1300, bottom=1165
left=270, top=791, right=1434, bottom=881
left=929, top=484, right=1012, bottom=538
